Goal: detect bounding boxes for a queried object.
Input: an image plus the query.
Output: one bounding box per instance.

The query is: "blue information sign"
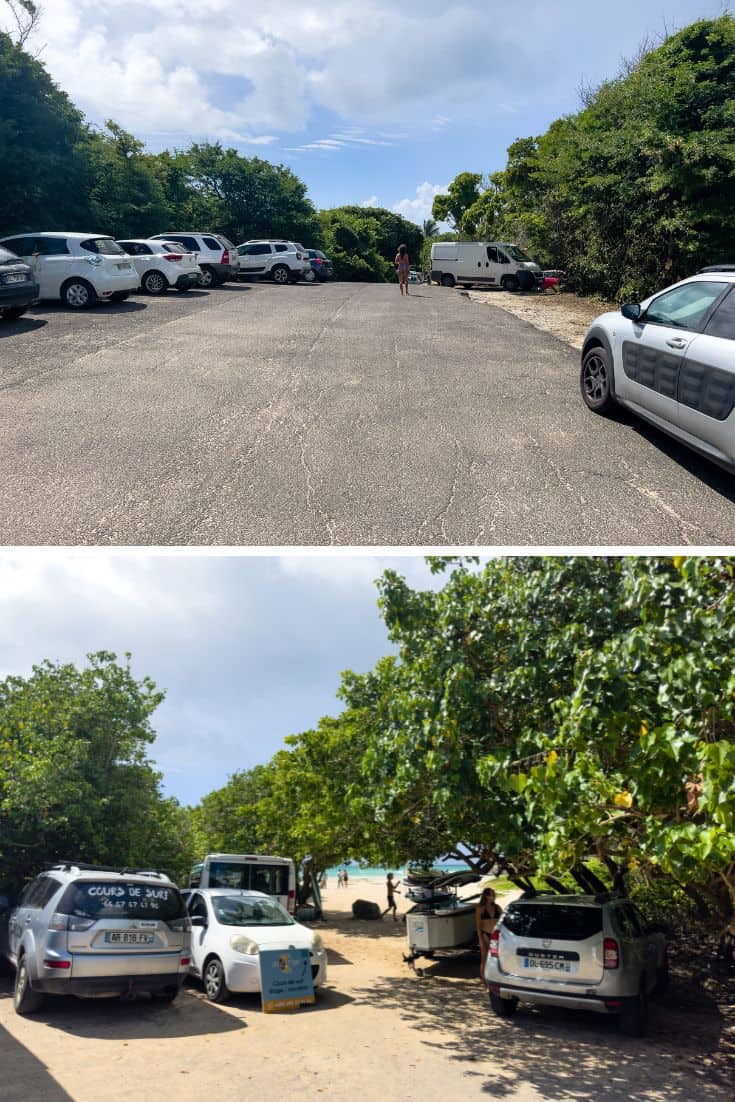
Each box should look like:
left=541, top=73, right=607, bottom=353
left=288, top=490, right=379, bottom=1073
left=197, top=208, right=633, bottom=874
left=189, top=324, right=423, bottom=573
left=259, top=947, right=315, bottom=1013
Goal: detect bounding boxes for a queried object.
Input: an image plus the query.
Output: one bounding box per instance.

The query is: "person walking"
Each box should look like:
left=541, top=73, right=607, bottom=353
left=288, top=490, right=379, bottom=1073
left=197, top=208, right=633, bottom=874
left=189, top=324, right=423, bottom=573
left=394, top=244, right=411, bottom=296
left=382, top=872, right=401, bottom=920
left=476, top=886, right=503, bottom=986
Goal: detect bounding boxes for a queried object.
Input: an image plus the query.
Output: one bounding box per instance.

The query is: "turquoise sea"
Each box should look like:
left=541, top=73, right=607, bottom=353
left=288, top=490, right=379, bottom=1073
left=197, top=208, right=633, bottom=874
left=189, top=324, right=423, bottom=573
left=325, top=863, right=470, bottom=880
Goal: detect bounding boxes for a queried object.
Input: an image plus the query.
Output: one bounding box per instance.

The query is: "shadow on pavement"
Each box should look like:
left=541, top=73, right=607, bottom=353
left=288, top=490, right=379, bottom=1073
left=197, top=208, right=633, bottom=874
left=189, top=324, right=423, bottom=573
left=625, top=417, right=735, bottom=504
left=0, top=318, right=48, bottom=338
left=0, top=1023, right=74, bottom=1102
left=350, top=968, right=728, bottom=1100
left=0, top=975, right=244, bottom=1040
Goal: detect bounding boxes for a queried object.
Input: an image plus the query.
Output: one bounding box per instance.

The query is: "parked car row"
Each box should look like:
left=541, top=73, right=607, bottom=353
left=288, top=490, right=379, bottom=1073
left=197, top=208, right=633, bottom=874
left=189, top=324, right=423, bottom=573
left=1, top=861, right=326, bottom=1014
left=0, top=231, right=334, bottom=316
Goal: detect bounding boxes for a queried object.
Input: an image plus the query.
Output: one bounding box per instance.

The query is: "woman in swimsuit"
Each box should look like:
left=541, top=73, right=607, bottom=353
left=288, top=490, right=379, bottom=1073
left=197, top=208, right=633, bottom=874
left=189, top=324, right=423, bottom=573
left=476, top=887, right=502, bottom=986
left=394, top=243, right=410, bottom=296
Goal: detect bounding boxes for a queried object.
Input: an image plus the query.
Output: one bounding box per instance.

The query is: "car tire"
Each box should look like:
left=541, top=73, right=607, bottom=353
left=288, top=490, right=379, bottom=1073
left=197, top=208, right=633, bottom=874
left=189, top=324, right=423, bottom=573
left=198, top=266, right=215, bottom=288
left=61, top=278, right=97, bottom=309
left=500, top=275, right=520, bottom=292
left=303, top=269, right=316, bottom=283
left=580, top=345, right=617, bottom=415
left=619, top=987, right=648, bottom=1037
left=440, top=273, right=455, bottom=288
left=489, top=992, right=518, bottom=1018
left=14, top=957, right=44, bottom=1015
left=203, top=957, right=228, bottom=1003
left=2, top=306, right=29, bottom=320
left=142, top=270, right=168, bottom=295
left=272, top=265, right=290, bottom=285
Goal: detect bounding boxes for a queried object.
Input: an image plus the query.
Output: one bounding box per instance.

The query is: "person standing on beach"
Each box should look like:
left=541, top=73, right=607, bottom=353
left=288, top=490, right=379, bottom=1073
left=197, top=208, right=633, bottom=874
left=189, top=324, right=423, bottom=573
left=382, top=873, right=401, bottom=920
left=394, top=244, right=410, bottom=296
left=476, top=887, right=502, bottom=985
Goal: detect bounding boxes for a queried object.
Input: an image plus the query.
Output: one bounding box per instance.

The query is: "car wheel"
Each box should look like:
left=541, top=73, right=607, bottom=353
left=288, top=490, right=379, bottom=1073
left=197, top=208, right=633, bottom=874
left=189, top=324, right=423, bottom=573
left=619, top=987, right=648, bottom=1037
left=500, top=275, right=520, bottom=292
left=203, top=957, right=228, bottom=1003
left=110, top=291, right=130, bottom=302
left=142, top=270, right=168, bottom=295
left=303, top=269, right=316, bottom=283
left=272, top=265, right=290, bottom=285
left=62, top=279, right=97, bottom=309
left=14, top=958, right=43, bottom=1015
left=2, top=305, right=29, bottom=320
left=198, top=266, right=215, bottom=288
left=440, top=273, right=455, bottom=288
left=580, top=345, right=617, bottom=415
left=489, top=992, right=518, bottom=1018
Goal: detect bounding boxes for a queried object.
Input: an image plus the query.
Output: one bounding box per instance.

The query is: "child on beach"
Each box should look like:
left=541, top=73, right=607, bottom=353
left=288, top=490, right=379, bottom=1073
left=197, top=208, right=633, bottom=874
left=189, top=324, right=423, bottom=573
left=382, top=872, right=401, bottom=920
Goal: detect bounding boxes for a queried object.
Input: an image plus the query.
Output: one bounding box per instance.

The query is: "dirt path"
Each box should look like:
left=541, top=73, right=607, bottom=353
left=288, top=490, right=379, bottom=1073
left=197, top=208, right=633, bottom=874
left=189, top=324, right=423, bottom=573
left=465, top=289, right=617, bottom=350
left=0, top=878, right=731, bottom=1101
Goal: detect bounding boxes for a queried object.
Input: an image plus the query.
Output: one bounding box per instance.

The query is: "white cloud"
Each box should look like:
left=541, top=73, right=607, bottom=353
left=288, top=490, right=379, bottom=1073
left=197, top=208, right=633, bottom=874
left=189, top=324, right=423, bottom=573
left=361, top=196, right=379, bottom=207
left=393, top=182, right=449, bottom=226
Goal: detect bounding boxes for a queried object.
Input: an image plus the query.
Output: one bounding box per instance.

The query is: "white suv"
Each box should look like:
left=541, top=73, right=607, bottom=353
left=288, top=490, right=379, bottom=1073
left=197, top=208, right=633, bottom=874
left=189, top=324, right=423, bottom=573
left=236, top=240, right=310, bottom=284
left=150, top=232, right=237, bottom=287
left=0, top=231, right=139, bottom=308
left=580, top=267, right=735, bottom=473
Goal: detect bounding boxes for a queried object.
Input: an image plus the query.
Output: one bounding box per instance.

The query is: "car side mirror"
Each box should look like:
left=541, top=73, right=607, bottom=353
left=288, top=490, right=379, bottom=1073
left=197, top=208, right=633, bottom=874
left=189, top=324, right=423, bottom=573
left=190, top=915, right=206, bottom=927
left=621, top=303, right=642, bottom=322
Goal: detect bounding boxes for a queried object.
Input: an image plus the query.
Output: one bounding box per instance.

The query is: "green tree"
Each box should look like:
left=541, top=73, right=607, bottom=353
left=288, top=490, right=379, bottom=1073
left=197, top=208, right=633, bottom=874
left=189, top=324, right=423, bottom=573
left=0, top=652, right=194, bottom=895
left=319, top=206, right=423, bottom=281
left=432, top=173, right=483, bottom=237
left=82, top=121, right=172, bottom=238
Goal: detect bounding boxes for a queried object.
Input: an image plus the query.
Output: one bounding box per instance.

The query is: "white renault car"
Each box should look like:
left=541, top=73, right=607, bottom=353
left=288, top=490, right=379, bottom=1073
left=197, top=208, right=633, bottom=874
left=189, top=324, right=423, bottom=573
left=0, top=231, right=139, bottom=308
left=580, top=266, right=735, bottom=473
left=183, top=888, right=327, bottom=1003
left=115, top=239, right=201, bottom=294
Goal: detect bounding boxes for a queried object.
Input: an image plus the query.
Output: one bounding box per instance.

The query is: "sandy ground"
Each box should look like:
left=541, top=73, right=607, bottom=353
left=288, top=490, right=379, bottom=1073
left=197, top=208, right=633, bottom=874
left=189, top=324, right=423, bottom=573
left=0, top=876, right=731, bottom=1102
left=465, top=289, right=618, bottom=350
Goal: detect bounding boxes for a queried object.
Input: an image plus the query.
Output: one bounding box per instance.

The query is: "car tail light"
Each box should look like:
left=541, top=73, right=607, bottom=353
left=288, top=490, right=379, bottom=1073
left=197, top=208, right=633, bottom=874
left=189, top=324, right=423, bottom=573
left=315, top=257, right=323, bottom=265
left=163, top=253, right=183, bottom=262
left=44, top=959, right=71, bottom=969
left=180, top=957, right=191, bottom=967
left=603, top=937, right=619, bottom=969
left=222, top=248, right=230, bottom=264
left=287, top=889, right=296, bottom=914
left=489, top=929, right=500, bottom=958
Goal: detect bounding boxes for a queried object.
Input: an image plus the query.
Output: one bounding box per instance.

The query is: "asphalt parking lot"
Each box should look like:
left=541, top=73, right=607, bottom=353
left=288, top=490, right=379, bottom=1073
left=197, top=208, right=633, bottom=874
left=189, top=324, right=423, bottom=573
left=1, top=280, right=735, bottom=545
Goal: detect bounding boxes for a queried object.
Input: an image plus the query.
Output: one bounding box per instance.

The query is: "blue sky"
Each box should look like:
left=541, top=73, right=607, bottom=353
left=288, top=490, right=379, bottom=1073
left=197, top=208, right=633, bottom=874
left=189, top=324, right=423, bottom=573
left=0, top=553, right=455, bottom=806
left=2, top=0, right=728, bottom=224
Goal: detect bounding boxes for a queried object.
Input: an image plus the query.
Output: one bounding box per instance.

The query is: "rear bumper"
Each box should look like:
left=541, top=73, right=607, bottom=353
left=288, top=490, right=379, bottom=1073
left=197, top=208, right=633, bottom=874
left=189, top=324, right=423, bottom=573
left=0, top=281, right=40, bottom=308
left=488, top=980, right=633, bottom=1014
left=35, top=971, right=185, bottom=997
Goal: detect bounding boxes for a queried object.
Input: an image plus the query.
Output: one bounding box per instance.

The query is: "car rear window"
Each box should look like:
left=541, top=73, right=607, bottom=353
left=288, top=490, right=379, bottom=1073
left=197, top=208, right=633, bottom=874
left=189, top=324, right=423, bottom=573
left=59, top=881, right=185, bottom=920
left=208, top=861, right=290, bottom=895
left=202, top=236, right=223, bottom=251
left=80, top=238, right=126, bottom=256
left=503, top=903, right=603, bottom=941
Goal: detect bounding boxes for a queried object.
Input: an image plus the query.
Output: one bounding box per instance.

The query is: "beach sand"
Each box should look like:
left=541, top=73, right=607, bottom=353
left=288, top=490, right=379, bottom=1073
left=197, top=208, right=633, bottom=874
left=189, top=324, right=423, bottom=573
left=0, top=875, right=729, bottom=1102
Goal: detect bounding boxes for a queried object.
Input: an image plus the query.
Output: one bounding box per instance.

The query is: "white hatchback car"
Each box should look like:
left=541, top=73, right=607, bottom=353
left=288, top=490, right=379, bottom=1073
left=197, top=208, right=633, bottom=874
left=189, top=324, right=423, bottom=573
left=183, top=888, right=327, bottom=1003
left=115, top=239, right=201, bottom=294
left=580, top=267, right=735, bottom=472
left=0, top=231, right=139, bottom=308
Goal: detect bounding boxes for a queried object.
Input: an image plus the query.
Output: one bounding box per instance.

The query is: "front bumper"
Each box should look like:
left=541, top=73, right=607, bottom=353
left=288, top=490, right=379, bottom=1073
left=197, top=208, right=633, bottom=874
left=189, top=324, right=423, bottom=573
left=226, top=948, right=327, bottom=993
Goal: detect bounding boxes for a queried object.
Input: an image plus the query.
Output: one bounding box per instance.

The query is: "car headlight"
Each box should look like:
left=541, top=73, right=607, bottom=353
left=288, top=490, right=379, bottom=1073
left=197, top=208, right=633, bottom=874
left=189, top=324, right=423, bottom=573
left=230, top=936, right=260, bottom=955
left=311, top=933, right=324, bottom=952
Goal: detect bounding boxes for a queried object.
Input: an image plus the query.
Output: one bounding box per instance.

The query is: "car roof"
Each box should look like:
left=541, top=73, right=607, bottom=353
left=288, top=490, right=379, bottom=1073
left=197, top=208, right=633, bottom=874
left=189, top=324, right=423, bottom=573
left=0, top=231, right=109, bottom=241
left=47, top=867, right=175, bottom=885
left=155, top=231, right=221, bottom=237
left=192, top=888, right=271, bottom=900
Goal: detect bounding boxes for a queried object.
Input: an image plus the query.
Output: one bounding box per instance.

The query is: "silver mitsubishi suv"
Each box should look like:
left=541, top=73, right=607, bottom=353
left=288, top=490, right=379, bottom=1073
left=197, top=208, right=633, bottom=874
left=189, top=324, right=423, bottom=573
left=484, top=893, right=668, bottom=1036
left=4, top=863, right=191, bottom=1014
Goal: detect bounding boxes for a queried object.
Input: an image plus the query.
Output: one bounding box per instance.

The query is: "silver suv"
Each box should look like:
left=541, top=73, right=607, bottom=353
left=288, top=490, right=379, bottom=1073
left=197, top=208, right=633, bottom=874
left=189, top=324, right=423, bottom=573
left=484, top=893, right=668, bottom=1036
left=236, top=240, right=311, bottom=284
left=5, top=864, right=191, bottom=1014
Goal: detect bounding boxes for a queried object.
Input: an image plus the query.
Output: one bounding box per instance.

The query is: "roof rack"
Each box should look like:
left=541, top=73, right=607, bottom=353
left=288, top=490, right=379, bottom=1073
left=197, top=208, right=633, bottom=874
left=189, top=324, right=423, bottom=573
left=700, top=265, right=735, bottom=273
left=46, top=862, right=170, bottom=880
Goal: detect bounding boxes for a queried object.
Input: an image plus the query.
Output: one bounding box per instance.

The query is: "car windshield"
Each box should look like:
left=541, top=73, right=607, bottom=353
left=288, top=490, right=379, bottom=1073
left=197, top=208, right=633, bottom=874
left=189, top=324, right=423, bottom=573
left=212, top=896, right=294, bottom=927
left=80, top=238, right=126, bottom=256
left=502, top=245, right=533, bottom=263
left=59, top=881, right=185, bottom=920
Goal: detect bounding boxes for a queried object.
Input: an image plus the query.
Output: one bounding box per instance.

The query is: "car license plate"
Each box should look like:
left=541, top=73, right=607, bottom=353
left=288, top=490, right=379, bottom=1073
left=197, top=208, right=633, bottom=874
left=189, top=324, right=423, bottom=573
left=104, top=931, right=155, bottom=945
left=5, top=273, right=26, bottom=283
left=523, top=957, right=577, bottom=973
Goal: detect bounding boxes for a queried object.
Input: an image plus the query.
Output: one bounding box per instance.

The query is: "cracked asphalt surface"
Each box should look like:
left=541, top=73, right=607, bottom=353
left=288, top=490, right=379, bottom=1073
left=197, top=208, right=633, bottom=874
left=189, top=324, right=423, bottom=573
left=1, top=280, right=734, bottom=546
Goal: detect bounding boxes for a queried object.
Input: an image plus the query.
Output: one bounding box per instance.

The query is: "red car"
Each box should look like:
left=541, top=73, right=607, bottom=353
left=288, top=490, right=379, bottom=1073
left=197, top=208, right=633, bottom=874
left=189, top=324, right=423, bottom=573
left=543, top=269, right=566, bottom=291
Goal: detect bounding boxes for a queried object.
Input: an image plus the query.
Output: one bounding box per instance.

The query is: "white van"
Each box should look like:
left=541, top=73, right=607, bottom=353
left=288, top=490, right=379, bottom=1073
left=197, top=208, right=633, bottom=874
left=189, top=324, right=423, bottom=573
left=430, top=241, right=542, bottom=291
left=188, top=854, right=296, bottom=915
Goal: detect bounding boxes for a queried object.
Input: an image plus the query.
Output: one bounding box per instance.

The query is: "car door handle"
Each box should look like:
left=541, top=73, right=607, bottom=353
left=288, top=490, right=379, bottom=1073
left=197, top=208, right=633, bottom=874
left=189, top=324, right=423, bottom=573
left=666, top=338, right=687, bottom=349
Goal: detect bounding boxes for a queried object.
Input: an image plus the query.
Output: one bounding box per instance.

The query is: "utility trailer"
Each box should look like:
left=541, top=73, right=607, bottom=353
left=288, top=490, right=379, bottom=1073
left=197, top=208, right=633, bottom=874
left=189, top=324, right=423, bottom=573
left=403, top=870, right=483, bottom=971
